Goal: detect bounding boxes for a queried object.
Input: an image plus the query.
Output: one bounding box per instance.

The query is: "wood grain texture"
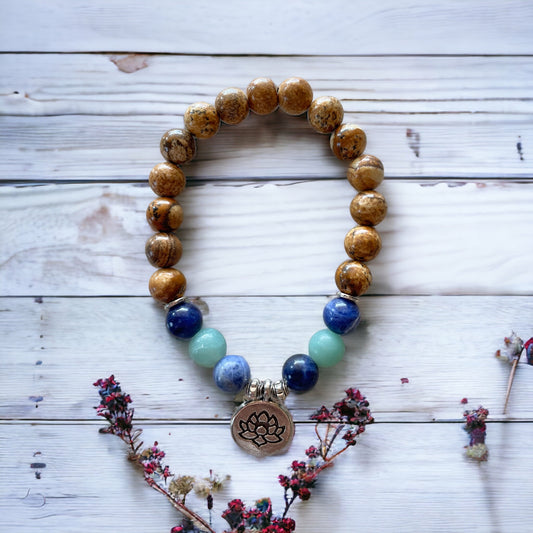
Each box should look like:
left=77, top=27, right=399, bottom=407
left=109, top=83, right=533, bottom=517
left=0, top=54, right=531, bottom=181
left=1, top=0, right=532, bottom=54
left=2, top=55, right=532, bottom=117
left=2, top=1, right=533, bottom=531
left=1, top=422, right=532, bottom=533
left=1, top=296, right=531, bottom=422
left=1, top=181, right=532, bottom=296
left=2, top=113, right=530, bottom=181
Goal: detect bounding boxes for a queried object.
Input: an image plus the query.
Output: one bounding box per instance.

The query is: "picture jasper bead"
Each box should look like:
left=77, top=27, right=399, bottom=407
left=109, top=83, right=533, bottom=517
left=146, top=197, right=184, bottom=232
left=149, top=162, right=186, bottom=197
left=350, top=190, right=388, bottom=226
left=308, top=96, right=344, bottom=134
left=344, top=226, right=382, bottom=262
left=347, top=154, right=385, bottom=191
left=184, top=102, right=220, bottom=139
left=160, top=128, right=196, bottom=165
left=335, top=260, right=372, bottom=297
left=247, top=77, right=278, bottom=115
left=145, top=232, right=183, bottom=268
left=278, top=77, right=313, bottom=116
left=149, top=268, right=186, bottom=303
left=215, top=88, right=249, bottom=125
left=330, top=123, right=367, bottom=161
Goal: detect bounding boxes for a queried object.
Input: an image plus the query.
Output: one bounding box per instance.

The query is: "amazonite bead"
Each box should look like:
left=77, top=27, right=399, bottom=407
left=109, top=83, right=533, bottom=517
left=309, top=329, right=345, bottom=368
left=189, top=328, right=227, bottom=368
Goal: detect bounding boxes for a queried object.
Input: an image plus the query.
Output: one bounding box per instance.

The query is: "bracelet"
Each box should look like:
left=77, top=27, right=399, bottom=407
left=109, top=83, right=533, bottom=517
left=144, top=77, right=387, bottom=457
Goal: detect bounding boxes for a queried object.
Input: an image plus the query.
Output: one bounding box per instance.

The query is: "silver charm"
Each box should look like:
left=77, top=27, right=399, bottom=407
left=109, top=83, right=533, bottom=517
left=231, top=378, right=294, bottom=457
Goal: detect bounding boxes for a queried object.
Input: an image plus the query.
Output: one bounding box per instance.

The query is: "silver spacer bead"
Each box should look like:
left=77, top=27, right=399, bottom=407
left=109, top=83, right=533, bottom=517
left=273, top=379, right=289, bottom=403
left=244, top=378, right=289, bottom=403
left=163, top=296, right=187, bottom=311
left=163, top=296, right=210, bottom=314
left=336, top=291, right=360, bottom=304
left=244, top=378, right=262, bottom=401
left=263, top=379, right=274, bottom=401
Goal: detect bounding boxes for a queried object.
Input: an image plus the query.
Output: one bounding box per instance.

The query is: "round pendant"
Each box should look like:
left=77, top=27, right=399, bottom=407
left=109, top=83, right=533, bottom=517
left=231, top=400, right=295, bottom=457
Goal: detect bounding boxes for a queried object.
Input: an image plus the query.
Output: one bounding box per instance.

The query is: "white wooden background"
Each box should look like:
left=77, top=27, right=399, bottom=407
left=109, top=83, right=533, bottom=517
left=1, top=2, right=533, bottom=532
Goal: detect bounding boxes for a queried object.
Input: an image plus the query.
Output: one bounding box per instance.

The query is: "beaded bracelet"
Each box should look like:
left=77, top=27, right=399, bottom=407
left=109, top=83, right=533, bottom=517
left=145, top=77, right=387, bottom=457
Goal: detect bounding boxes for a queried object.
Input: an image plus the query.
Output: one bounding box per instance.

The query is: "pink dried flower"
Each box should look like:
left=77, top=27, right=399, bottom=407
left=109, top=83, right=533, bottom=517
left=95, top=377, right=371, bottom=533
left=496, top=332, right=524, bottom=363
left=463, top=406, right=489, bottom=461
left=524, top=337, right=533, bottom=365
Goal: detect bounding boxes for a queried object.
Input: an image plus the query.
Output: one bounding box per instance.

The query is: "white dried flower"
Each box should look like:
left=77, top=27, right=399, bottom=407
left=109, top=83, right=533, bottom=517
left=495, top=332, right=524, bottom=364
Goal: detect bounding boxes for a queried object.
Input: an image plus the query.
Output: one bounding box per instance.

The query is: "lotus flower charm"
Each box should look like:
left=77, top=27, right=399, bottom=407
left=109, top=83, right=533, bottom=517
left=231, top=379, right=294, bottom=457
left=238, top=409, right=286, bottom=447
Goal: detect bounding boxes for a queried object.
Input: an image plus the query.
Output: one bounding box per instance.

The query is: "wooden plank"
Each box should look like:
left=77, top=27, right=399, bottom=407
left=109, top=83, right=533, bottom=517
left=1, top=296, right=531, bottom=421
left=1, top=0, right=532, bottom=54
left=2, top=55, right=532, bottom=117
left=1, top=181, right=532, bottom=297
left=1, top=422, right=531, bottom=532
left=1, top=53, right=532, bottom=181
left=0, top=113, right=531, bottom=181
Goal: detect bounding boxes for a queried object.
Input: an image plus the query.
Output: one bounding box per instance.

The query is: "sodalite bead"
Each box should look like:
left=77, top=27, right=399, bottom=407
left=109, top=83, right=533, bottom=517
left=282, top=354, right=319, bottom=393
left=166, top=301, right=203, bottom=339
left=323, top=297, right=361, bottom=335
left=309, top=329, right=345, bottom=368
left=189, top=328, right=227, bottom=368
left=213, top=355, right=251, bottom=394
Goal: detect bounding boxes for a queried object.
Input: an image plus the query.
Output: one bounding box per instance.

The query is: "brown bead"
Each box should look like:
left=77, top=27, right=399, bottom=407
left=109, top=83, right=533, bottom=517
left=330, top=123, right=367, bottom=161
left=184, top=102, right=220, bottom=139
left=335, top=260, right=372, bottom=297
left=149, top=162, right=186, bottom=197
left=278, top=77, right=313, bottom=116
left=145, top=233, right=183, bottom=268
left=344, top=226, right=382, bottom=262
left=308, top=96, right=344, bottom=134
left=149, top=268, right=186, bottom=303
left=347, top=155, right=384, bottom=191
left=247, top=77, right=278, bottom=115
left=160, top=128, right=196, bottom=165
left=146, top=197, right=184, bottom=232
left=350, top=191, right=388, bottom=226
left=215, top=88, right=249, bottom=125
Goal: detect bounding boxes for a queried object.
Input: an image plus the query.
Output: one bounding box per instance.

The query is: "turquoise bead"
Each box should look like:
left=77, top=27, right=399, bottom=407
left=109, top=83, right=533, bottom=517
left=189, top=328, right=227, bottom=368
left=308, top=329, right=345, bottom=368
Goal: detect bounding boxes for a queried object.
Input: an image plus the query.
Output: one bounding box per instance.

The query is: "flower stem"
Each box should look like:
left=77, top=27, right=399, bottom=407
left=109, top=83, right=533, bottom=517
left=324, top=423, right=344, bottom=458
left=282, top=492, right=298, bottom=519
left=146, top=480, right=216, bottom=533
left=503, top=356, right=520, bottom=414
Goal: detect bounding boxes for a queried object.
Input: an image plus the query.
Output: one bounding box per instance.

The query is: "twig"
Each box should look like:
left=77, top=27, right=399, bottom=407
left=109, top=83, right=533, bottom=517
left=503, top=357, right=520, bottom=415
left=146, top=479, right=216, bottom=533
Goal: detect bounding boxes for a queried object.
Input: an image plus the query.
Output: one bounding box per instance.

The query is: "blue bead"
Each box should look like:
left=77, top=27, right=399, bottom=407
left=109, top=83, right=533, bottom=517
left=282, top=354, right=319, bottom=393
left=323, top=297, right=360, bottom=335
left=166, top=301, right=203, bottom=339
left=213, top=355, right=251, bottom=394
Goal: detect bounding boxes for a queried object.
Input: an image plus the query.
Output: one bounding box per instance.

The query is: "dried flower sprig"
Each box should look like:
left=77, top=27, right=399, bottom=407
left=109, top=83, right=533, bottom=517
left=495, top=332, right=533, bottom=413
left=463, top=406, right=489, bottom=461
left=276, top=388, right=373, bottom=518
left=94, top=377, right=372, bottom=532
left=221, top=388, right=373, bottom=532
left=94, top=376, right=220, bottom=533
